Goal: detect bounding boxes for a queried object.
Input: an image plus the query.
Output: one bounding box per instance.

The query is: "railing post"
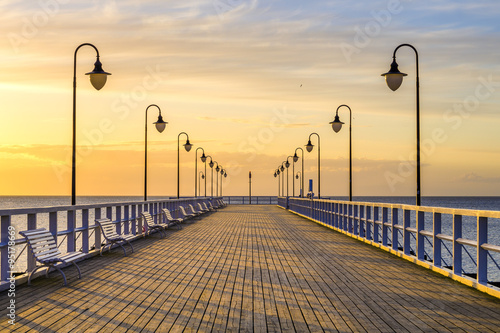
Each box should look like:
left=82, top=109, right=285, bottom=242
left=95, top=208, right=102, bottom=251
left=49, top=211, right=58, bottom=240
left=403, top=209, right=411, bottom=255
left=131, top=205, right=137, bottom=235
left=116, top=205, right=122, bottom=234
left=477, top=216, right=488, bottom=284
left=82, top=209, right=89, bottom=253
left=359, top=205, right=365, bottom=238
left=1, top=215, right=10, bottom=282
left=417, top=211, right=425, bottom=260
left=124, top=205, right=130, bottom=234
left=433, top=212, right=442, bottom=267
left=382, top=207, right=389, bottom=246
left=391, top=207, right=398, bottom=251
left=453, top=214, right=462, bottom=276
left=366, top=206, right=372, bottom=240
left=66, top=210, right=75, bottom=253
left=353, top=204, right=359, bottom=235
left=374, top=206, right=380, bottom=243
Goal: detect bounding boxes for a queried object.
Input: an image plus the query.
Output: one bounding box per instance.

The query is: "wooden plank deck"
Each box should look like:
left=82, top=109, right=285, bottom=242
left=2, top=205, right=500, bottom=332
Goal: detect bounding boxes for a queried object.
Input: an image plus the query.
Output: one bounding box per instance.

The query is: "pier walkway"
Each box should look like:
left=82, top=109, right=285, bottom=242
left=2, top=205, right=500, bottom=332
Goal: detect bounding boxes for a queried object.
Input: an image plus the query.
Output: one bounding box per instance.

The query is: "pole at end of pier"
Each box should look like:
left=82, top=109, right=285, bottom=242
left=249, top=171, right=252, bottom=204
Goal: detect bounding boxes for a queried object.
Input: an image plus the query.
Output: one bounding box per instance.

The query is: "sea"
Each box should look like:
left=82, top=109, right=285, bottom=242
left=1, top=196, right=500, bottom=282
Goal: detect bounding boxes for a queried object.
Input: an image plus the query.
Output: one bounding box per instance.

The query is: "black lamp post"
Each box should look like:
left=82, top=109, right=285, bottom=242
left=144, top=104, right=167, bottom=201
left=218, top=165, right=223, bottom=197
left=305, top=133, right=321, bottom=199
left=177, top=132, right=192, bottom=199
left=214, top=162, right=219, bottom=197
left=296, top=171, right=302, bottom=196
left=381, top=43, right=421, bottom=206
left=199, top=171, right=204, bottom=197
left=195, top=147, right=206, bottom=197
left=274, top=170, right=280, bottom=197
left=285, top=156, right=293, bottom=197
left=280, top=163, right=285, bottom=197
left=330, top=104, right=352, bottom=201
left=207, top=156, right=214, bottom=197
left=293, top=147, right=304, bottom=197
left=71, top=43, right=111, bottom=205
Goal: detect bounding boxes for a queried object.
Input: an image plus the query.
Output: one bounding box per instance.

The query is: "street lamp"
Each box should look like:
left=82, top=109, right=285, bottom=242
left=214, top=162, right=220, bottom=197
left=305, top=133, right=321, bottom=199
left=71, top=43, right=111, bottom=205
left=199, top=171, right=205, bottom=197
left=195, top=147, right=205, bottom=197
left=293, top=147, right=304, bottom=197
left=218, top=165, right=224, bottom=197
left=296, top=171, right=302, bottom=196
left=330, top=104, right=352, bottom=201
left=276, top=168, right=281, bottom=196
left=177, top=132, right=192, bottom=198
left=280, top=162, right=285, bottom=197
left=220, top=169, right=226, bottom=197
left=206, top=156, right=214, bottom=197
left=381, top=43, right=421, bottom=206
left=285, top=156, right=293, bottom=197
left=144, top=104, right=167, bottom=201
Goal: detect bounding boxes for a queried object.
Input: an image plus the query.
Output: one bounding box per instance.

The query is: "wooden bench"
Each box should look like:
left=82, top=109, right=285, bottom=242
left=95, top=218, right=135, bottom=256
left=19, top=228, right=87, bottom=286
left=202, top=202, right=216, bottom=212
left=179, top=206, right=196, bottom=220
left=197, top=202, right=210, bottom=213
left=161, top=208, right=183, bottom=229
left=141, top=211, right=168, bottom=238
left=188, top=204, right=204, bottom=216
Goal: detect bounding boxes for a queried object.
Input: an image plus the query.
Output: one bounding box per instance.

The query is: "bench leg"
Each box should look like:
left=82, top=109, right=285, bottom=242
left=118, top=242, right=127, bottom=256
left=126, top=240, right=134, bottom=253
left=27, top=265, right=49, bottom=285
left=54, top=265, right=68, bottom=286
left=72, top=261, right=82, bottom=279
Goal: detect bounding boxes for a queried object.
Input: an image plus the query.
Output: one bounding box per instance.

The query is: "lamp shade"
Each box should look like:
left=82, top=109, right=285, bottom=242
left=295, top=174, right=299, bottom=179
left=285, top=161, right=290, bottom=168
left=277, top=169, right=280, bottom=175
left=280, top=165, right=284, bottom=172
left=200, top=153, right=207, bottom=162
left=86, top=58, right=111, bottom=90
left=201, top=174, right=205, bottom=179
left=293, top=153, right=299, bottom=162
left=154, top=114, right=167, bottom=133
left=305, top=140, right=314, bottom=152
left=274, top=172, right=277, bottom=177
left=329, top=114, right=344, bottom=133
left=184, top=139, right=192, bottom=152
left=224, top=173, right=227, bottom=178
left=209, top=161, right=214, bottom=168
left=381, top=59, right=407, bottom=91
left=216, top=166, right=220, bottom=172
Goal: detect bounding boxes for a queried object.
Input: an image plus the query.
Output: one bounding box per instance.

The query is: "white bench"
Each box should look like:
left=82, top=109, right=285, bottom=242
left=161, top=208, right=183, bottom=229
left=141, top=211, right=168, bottom=238
left=95, top=218, right=135, bottom=256
left=19, top=228, right=87, bottom=286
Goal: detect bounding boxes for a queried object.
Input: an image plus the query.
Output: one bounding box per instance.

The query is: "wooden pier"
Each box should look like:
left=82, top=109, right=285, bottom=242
left=1, top=205, right=500, bottom=332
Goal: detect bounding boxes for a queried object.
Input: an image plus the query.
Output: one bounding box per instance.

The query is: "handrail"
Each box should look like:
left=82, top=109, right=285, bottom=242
left=282, top=197, right=500, bottom=298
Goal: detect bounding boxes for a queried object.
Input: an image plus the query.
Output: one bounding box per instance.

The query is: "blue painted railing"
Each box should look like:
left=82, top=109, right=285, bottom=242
left=280, top=197, right=500, bottom=298
left=0, top=197, right=222, bottom=290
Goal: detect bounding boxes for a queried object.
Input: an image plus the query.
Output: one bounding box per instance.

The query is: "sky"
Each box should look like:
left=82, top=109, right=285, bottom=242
left=1, top=0, right=500, bottom=199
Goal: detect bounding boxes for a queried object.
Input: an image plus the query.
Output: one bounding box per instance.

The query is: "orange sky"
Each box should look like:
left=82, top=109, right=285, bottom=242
left=1, top=1, right=500, bottom=197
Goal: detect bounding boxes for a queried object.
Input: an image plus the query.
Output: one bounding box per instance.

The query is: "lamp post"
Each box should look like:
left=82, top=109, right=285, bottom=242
left=195, top=147, right=206, bottom=197
left=293, top=148, right=304, bottom=197
left=199, top=171, right=205, bottom=197
left=280, top=163, right=285, bottom=197
left=381, top=43, right=421, bottom=206
left=71, top=43, right=111, bottom=205
left=144, top=104, right=167, bottom=202
left=274, top=170, right=280, bottom=197
left=296, top=171, right=302, bottom=196
left=220, top=170, right=227, bottom=197
left=330, top=104, right=352, bottom=201
left=305, top=133, right=321, bottom=199
left=214, top=162, right=219, bottom=197
left=220, top=165, right=224, bottom=195
left=177, top=132, right=193, bottom=199
left=207, top=156, right=214, bottom=197
left=285, top=156, right=293, bottom=197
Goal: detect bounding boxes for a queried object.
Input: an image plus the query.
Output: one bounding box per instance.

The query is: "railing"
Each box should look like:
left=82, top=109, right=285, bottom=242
left=281, top=197, right=500, bottom=297
left=0, top=197, right=221, bottom=290
left=223, top=196, right=277, bottom=205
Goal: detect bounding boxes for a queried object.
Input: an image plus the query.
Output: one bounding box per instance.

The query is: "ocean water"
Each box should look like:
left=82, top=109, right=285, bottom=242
left=1, top=196, right=499, bottom=282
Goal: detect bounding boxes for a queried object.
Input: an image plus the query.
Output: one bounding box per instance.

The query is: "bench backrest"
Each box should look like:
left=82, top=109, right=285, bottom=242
left=162, top=208, right=175, bottom=221
left=188, top=204, right=198, bottom=214
left=197, top=203, right=205, bottom=211
left=141, top=211, right=155, bottom=226
left=179, top=206, right=190, bottom=217
left=95, top=218, right=120, bottom=241
left=19, top=228, right=61, bottom=261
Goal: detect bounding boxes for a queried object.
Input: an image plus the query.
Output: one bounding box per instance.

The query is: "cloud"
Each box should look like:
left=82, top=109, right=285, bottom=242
left=457, top=172, right=500, bottom=183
